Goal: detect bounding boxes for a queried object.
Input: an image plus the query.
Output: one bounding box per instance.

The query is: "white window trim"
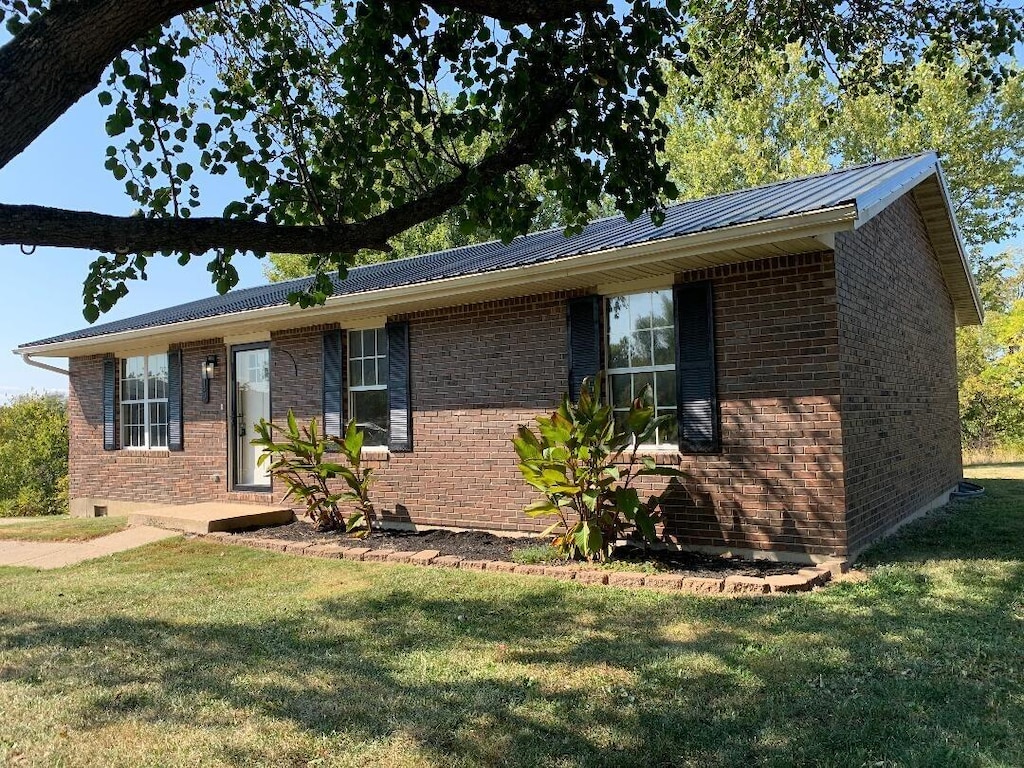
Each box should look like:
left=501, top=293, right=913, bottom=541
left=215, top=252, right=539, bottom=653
left=120, top=353, right=169, bottom=451
left=604, top=290, right=678, bottom=450
left=347, top=328, right=389, bottom=447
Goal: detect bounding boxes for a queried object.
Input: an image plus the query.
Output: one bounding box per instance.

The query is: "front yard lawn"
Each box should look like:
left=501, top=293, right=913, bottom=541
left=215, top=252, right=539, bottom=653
left=0, top=466, right=1021, bottom=767
left=0, top=515, right=128, bottom=542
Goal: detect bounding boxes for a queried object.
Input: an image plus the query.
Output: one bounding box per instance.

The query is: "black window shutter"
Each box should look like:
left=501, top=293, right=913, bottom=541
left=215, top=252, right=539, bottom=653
left=674, top=281, right=720, bottom=453
left=322, top=329, right=343, bottom=439
left=566, top=295, right=602, bottom=401
left=102, top=357, right=117, bottom=451
left=386, top=321, right=412, bottom=452
left=167, top=349, right=184, bottom=451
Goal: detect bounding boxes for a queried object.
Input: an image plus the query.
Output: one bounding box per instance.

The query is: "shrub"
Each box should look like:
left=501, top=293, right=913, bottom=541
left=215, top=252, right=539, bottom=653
left=251, top=411, right=375, bottom=534
left=513, top=375, right=683, bottom=561
left=0, top=392, right=68, bottom=516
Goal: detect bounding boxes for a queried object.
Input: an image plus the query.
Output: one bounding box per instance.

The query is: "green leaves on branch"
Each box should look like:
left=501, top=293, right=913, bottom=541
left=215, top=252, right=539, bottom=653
left=251, top=411, right=375, bottom=534
left=513, top=375, right=683, bottom=562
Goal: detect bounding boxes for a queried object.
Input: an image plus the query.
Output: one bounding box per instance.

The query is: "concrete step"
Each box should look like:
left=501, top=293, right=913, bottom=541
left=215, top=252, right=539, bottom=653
left=129, top=502, right=294, bottom=534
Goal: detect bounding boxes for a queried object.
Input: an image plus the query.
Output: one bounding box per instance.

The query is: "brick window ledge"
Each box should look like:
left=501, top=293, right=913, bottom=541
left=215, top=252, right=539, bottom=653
left=114, top=450, right=171, bottom=463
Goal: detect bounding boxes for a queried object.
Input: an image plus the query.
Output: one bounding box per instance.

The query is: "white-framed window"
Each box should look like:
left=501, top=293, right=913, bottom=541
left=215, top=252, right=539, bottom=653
left=120, top=353, right=169, bottom=449
left=606, top=289, right=678, bottom=446
left=348, top=328, right=389, bottom=447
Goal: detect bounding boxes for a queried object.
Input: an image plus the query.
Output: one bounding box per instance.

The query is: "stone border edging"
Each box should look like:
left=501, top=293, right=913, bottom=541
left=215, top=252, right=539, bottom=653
left=198, top=532, right=838, bottom=595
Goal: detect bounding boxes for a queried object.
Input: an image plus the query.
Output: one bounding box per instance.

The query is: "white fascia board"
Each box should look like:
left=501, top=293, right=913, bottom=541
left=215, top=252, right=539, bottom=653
left=17, top=204, right=858, bottom=358
left=932, top=163, right=984, bottom=323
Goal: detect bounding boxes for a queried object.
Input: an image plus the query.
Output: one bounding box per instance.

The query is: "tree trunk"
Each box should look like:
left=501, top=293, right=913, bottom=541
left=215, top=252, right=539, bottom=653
left=0, top=0, right=205, bottom=170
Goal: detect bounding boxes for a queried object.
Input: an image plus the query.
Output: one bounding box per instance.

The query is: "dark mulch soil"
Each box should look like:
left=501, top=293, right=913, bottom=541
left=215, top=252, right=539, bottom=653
left=229, top=519, right=804, bottom=578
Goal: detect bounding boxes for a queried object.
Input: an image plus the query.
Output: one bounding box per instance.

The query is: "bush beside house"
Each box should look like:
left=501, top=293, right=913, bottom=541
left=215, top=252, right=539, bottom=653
left=0, top=392, right=69, bottom=516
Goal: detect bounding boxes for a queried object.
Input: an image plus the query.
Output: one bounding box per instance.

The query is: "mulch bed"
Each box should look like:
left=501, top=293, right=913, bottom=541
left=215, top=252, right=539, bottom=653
left=229, top=520, right=804, bottom=579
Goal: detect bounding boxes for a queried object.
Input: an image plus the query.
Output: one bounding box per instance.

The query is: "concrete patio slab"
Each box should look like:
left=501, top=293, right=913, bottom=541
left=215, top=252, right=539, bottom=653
left=128, top=502, right=294, bottom=533
left=0, top=526, right=179, bottom=569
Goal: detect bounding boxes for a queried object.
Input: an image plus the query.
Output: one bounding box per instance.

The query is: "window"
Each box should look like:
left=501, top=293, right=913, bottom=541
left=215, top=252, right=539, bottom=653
left=348, top=328, right=389, bottom=446
left=120, top=353, right=169, bottom=449
left=606, top=289, right=678, bottom=446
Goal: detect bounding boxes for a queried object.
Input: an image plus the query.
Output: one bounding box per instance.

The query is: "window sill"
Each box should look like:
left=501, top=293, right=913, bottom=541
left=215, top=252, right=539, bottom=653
left=114, top=450, right=171, bottom=462
left=613, top=448, right=681, bottom=465
left=360, top=447, right=390, bottom=463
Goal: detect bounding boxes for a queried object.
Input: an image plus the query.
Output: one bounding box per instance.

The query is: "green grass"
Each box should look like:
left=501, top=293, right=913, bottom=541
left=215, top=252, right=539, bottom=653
left=0, top=515, right=128, bottom=542
left=0, top=466, right=1021, bottom=767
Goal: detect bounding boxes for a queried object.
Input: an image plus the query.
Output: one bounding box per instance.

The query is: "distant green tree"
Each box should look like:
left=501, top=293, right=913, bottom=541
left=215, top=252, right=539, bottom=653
left=958, top=250, right=1024, bottom=452
left=0, top=392, right=69, bottom=516
left=661, top=44, right=1024, bottom=247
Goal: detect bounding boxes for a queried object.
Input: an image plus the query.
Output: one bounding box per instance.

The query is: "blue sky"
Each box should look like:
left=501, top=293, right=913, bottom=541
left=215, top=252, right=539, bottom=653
left=0, top=94, right=267, bottom=398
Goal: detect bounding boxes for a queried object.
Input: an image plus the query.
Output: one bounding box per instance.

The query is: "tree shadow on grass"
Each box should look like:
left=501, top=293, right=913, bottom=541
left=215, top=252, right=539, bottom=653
left=1, top=542, right=1023, bottom=768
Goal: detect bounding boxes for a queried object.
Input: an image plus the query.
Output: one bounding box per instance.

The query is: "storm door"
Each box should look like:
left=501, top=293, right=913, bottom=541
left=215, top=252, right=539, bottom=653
left=232, top=345, right=271, bottom=489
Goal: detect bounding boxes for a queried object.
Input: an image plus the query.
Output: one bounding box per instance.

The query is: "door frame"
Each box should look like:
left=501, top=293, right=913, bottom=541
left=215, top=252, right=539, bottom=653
left=229, top=342, right=272, bottom=492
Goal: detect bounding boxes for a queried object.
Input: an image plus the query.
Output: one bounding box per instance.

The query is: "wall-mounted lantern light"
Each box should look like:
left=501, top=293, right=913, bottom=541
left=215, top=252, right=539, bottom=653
left=201, top=355, right=218, bottom=403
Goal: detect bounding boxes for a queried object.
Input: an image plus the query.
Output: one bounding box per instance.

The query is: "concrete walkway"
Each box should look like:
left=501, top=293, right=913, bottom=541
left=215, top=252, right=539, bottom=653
left=0, top=526, right=179, bottom=569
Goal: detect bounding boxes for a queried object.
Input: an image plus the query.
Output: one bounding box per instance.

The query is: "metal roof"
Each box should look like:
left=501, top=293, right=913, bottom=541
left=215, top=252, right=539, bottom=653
left=20, top=152, right=951, bottom=349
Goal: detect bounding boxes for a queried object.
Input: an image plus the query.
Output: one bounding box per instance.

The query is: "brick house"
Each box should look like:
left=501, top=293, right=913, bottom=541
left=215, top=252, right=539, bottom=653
left=18, top=153, right=980, bottom=562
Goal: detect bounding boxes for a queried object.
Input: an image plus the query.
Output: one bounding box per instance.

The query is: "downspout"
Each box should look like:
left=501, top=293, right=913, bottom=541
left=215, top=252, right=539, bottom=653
left=17, top=352, right=69, bottom=376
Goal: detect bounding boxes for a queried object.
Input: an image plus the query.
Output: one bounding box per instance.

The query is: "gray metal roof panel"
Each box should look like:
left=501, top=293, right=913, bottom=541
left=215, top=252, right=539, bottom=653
left=20, top=152, right=937, bottom=349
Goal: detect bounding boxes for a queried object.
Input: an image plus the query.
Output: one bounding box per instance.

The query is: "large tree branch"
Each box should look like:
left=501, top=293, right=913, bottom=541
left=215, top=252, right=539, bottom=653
left=0, top=85, right=570, bottom=255
left=0, top=0, right=206, bottom=170
left=0, top=0, right=600, bottom=171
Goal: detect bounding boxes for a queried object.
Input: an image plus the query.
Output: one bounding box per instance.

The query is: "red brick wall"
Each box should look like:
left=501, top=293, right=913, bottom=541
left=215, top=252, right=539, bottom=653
left=268, top=295, right=572, bottom=532
left=262, top=260, right=847, bottom=556
left=834, top=195, right=962, bottom=555
left=639, top=252, right=847, bottom=558
left=67, top=257, right=852, bottom=556
left=68, top=339, right=232, bottom=508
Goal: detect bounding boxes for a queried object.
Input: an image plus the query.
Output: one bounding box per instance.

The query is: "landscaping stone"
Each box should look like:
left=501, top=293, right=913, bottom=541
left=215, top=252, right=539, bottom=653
left=766, top=574, right=813, bottom=593
left=207, top=530, right=835, bottom=597
left=431, top=555, right=464, bottom=568
left=513, top=564, right=547, bottom=576
left=363, top=548, right=396, bottom=562
left=822, top=560, right=850, bottom=576
left=338, top=547, right=371, bottom=561
left=304, top=543, right=347, bottom=558
left=543, top=566, right=576, bottom=580
left=723, top=575, right=770, bottom=594
left=798, top=567, right=832, bottom=587
left=683, top=577, right=724, bottom=594
left=607, top=572, right=646, bottom=588
left=409, top=549, right=440, bottom=565
left=644, top=574, right=684, bottom=590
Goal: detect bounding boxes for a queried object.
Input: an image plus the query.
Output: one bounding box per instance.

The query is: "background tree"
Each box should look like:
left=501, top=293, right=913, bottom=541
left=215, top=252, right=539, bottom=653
left=0, top=1, right=1017, bottom=317
left=958, top=249, right=1024, bottom=454
left=0, top=392, right=68, bottom=516
left=660, top=42, right=1024, bottom=247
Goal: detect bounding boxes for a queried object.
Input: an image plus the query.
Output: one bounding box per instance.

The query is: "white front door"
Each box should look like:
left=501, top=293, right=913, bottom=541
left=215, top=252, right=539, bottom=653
left=233, top=346, right=271, bottom=488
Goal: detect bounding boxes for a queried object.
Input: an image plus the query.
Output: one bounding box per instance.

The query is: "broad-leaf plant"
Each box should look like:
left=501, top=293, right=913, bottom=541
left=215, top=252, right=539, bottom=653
left=252, top=410, right=375, bottom=535
left=513, top=375, right=683, bottom=561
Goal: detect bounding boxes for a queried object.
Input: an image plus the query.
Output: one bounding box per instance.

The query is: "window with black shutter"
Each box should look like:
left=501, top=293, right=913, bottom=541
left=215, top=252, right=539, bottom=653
left=673, top=281, right=720, bottom=453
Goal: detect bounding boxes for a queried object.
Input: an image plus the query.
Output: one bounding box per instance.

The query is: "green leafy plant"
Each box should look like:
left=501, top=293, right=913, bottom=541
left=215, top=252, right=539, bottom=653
left=0, top=392, right=69, bottom=517
left=513, top=376, right=683, bottom=562
left=251, top=411, right=375, bottom=535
